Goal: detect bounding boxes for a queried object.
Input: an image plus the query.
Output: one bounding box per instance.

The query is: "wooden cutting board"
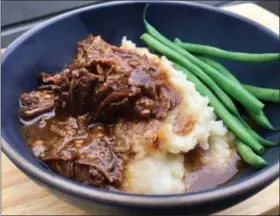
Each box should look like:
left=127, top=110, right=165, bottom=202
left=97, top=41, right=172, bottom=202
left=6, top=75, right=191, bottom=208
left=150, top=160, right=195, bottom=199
left=1, top=3, right=279, bottom=215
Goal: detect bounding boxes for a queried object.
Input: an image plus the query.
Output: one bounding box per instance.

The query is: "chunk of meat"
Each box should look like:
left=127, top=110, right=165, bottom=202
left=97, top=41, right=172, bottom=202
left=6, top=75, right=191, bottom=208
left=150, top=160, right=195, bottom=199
left=39, top=138, right=78, bottom=161
left=47, top=161, right=108, bottom=187
left=52, top=68, right=102, bottom=117
left=26, top=119, right=124, bottom=188
left=77, top=114, right=90, bottom=134
left=69, top=35, right=180, bottom=122
left=135, top=97, right=156, bottom=119
left=41, top=72, right=62, bottom=85
left=47, top=161, right=75, bottom=178
left=20, top=91, right=54, bottom=119
left=23, top=35, right=180, bottom=123
left=128, top=70, right=156, bottom=97
left=21, top=93, right=39, bottom=107
left=49, top=117, right=78, bottom=137
left=77, top=136, right=123, bottom=185
left=93, top=90, right=132, bottom=121
left=32, top=140, right=47, bottom=159
left=87, top=167, right=108, bottom=187
left=155, top=86, right=181, bottom=119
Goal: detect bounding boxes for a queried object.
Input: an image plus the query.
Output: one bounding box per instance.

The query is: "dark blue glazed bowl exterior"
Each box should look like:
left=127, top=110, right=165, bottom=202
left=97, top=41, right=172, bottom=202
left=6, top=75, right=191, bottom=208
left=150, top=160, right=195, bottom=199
left=2, top=1, right=279, bottom=215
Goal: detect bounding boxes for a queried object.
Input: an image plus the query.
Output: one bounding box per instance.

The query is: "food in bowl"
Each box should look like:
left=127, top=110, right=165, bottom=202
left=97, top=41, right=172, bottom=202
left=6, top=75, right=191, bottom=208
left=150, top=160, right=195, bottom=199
left=19, top=34, right=241, bottom=194
left=19, top=9, right=279, bottom=195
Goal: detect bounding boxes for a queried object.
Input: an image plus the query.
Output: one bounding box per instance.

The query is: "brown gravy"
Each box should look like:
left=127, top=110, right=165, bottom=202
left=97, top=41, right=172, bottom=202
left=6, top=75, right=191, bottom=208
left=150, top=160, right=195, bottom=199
left=21, top=111, right=125, bottom=188
left=22, top=112, right=243, bottom=193
left=184, top=145, right=242, bottom=193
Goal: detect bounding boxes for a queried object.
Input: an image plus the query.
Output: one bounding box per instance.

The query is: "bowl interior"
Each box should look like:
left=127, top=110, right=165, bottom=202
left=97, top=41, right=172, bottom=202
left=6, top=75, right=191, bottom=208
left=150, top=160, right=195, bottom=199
left=2, top=1, right=279, bottom=196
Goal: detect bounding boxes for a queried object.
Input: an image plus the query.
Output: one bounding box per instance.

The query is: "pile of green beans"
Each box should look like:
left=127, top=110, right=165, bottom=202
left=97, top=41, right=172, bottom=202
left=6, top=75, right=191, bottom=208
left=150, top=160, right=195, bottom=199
left=140, top=7, right=279, bottom=168
left=143, top=18, right=276, bottom=130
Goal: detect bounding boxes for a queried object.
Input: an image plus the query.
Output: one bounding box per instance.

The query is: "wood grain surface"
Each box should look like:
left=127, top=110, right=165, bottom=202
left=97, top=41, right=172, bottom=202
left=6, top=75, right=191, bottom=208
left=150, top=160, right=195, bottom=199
left=1, top=3, right=279, bottom=215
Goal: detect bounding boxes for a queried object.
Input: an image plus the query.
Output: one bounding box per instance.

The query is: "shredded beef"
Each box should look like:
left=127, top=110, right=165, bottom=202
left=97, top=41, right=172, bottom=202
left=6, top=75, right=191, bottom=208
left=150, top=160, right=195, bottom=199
left=77, top=136, right=123, bottom=185
left=26, top=121, right=123, bottom=188
left=19, top=34, right=181, bottom=190
left=20, top=91, right=54, bottom=119
left=20, top=35, right=180, bottom=122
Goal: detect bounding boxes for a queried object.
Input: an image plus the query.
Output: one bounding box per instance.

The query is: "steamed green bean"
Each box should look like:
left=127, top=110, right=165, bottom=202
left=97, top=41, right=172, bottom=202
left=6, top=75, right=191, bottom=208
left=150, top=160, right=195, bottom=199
left=175, top=38, right=280, bottom=62
left=243, top=85, right=280, bottom=103
left=197, top=56, right=239, bottom=83
left=235, top=140, right=268, bottom=169
left=239, top=118, right=277, bottom=147
left=248, top=111, right=275, bottom=130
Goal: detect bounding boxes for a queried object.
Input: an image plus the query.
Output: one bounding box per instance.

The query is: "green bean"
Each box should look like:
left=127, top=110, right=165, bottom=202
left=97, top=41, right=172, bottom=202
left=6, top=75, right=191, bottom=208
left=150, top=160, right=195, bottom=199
left=174, top=38, right=280, bottom=62
left=197, top=56, right=239, bottom=83
left=140, top=35, right=240, bottom=117
left=248, top=111, right=275, bottom=130
left=243, top=85, right=280, bottom=103
left=143, top=21, right=264, bottom=115
left=235, top=140, right=268, bottom=169
left=198, top=56, right=280, bottom=103
left=238, top=117, right=277, bottom=146
left=171, top=62, right=264, bottom=155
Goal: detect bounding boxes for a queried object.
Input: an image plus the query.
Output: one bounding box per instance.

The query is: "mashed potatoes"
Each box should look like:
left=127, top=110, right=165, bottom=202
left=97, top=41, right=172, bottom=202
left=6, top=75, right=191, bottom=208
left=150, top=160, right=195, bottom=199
left=121, top=38, right=236, bottom=194
left=125, top=153, right=185, bottom=194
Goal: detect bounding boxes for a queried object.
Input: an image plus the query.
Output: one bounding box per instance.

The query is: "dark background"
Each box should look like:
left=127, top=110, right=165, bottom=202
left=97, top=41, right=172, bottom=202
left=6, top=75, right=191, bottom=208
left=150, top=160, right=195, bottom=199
left=1, top=0, right=279, bottom=47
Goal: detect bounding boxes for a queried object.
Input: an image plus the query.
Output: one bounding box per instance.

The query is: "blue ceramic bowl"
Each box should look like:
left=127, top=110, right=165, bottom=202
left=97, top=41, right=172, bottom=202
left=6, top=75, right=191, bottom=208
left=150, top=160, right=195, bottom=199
left=2, top=1, right=279, bottom=215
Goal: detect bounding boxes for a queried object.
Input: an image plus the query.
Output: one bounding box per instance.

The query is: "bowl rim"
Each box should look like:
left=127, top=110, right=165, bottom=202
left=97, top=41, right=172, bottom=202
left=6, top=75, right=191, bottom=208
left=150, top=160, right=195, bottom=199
left=2, top=0, right=279, bottom=208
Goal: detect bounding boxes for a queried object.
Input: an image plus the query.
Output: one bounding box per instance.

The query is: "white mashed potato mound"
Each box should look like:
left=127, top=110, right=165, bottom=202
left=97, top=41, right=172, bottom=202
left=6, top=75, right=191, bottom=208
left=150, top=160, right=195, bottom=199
left=124, top=153, right=185, bottom=194
left=121, top=37, right=234, bottom=194
left=203, top=131, right=236, bottom=166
